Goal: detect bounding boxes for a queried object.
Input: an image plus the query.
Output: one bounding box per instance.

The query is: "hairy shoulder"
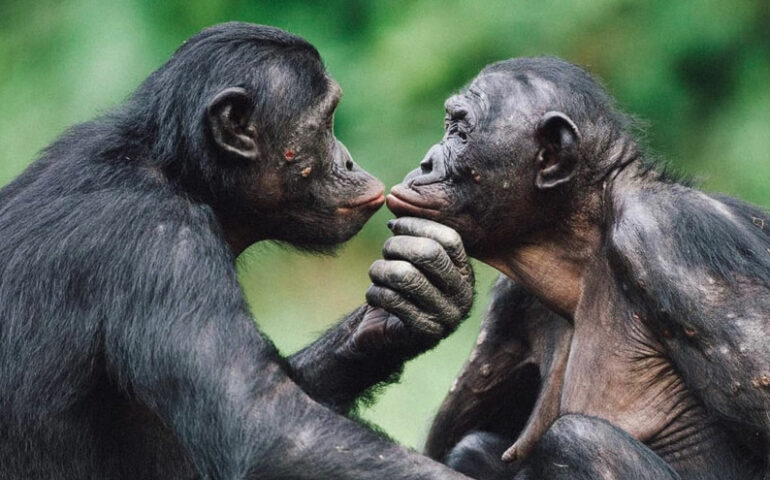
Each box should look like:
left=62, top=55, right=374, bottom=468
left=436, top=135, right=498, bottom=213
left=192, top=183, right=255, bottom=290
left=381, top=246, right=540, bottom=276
left=0, top=162, right=238, bottom=312
left=608, top=180, right=770, bottom=372
left=609, top=181, right=770, bottom=293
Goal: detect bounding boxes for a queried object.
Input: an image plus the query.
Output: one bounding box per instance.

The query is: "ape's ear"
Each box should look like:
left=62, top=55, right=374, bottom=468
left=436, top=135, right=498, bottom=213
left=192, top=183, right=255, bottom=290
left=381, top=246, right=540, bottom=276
left=534, top=111, right=581, bottom=190
left=207, top=87, right=258, bottom=161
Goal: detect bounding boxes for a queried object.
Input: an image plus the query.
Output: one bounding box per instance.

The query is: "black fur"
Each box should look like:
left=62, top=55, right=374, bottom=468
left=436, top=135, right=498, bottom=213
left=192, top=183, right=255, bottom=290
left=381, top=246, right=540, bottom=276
left=0, top=23, right=470, bottom=479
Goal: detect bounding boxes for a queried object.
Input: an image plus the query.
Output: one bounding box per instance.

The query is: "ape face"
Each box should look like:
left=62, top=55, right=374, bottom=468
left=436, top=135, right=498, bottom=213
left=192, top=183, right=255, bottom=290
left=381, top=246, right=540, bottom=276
left=206, top=68, right=384, bottom=251
left=387, top=69, right=581, bottom=258
left=262, top=79, right=386, bottom=249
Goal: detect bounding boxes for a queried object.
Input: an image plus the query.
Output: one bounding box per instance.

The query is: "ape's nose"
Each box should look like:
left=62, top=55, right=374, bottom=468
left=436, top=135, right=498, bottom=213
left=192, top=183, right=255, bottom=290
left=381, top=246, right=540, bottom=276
left=408, top=144, right=447, bottom=187
left=420, top=155, right=433, bottom=175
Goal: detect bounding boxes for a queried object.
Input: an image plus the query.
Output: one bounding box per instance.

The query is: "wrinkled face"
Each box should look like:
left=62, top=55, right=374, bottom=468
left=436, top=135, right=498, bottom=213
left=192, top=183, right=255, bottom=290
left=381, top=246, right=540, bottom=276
left=387, top=73, right=541, bottom=256
left=264, top=80, right=385, bottom=248
left=208, top=75, right=384, bottom=251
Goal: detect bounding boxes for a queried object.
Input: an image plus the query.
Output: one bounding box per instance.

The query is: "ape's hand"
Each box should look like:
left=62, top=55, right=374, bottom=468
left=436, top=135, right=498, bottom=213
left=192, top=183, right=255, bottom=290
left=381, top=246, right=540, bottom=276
left=351, top=217, right=474, bottom=355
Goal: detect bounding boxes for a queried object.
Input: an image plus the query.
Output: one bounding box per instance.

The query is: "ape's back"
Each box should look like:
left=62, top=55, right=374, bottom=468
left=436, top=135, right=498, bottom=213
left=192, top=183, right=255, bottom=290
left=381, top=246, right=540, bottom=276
left=0, top=136, right=215, bottom=478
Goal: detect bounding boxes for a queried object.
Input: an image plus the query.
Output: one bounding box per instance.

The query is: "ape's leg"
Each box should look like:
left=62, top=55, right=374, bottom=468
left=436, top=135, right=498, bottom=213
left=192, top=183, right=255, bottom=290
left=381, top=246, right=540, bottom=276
left=444, top=431, right=518, bottom=480
left=518, top=415, right=679, bottom=480
left=447, top=415, right=680, bottom=480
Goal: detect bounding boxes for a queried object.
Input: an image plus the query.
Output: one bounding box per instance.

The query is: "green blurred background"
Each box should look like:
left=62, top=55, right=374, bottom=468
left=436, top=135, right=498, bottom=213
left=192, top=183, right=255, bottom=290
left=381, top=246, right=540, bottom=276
left=1, top=0, right=768, bottom=449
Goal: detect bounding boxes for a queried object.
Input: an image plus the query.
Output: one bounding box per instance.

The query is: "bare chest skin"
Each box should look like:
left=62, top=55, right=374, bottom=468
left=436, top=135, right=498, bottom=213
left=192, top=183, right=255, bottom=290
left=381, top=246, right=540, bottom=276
left=561, top=271, right=697, bottom=440
left=559, top=262, right=739, bottom=471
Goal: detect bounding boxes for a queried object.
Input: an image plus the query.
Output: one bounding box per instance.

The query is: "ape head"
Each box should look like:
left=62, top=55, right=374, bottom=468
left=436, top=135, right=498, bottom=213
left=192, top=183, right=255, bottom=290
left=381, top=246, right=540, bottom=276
left=387, top=57, right=632, bottom=258
left=134, top=23, right=384, bottom=253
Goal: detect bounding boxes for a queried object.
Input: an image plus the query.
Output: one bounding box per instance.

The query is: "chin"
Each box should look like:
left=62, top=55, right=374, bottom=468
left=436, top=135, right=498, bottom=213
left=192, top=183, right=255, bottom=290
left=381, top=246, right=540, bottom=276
left=444, top=217, right=483, bottom=250
left=284, top=220, right=369, bottom=255
left=288, top=241, right=343, bottom=256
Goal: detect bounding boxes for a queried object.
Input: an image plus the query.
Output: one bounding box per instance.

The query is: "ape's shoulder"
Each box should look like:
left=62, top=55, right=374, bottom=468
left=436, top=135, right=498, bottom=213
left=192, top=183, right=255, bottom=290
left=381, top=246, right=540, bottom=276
left=609, top=182, right=770, bottom=294
left=607, top=182, right=770, bottom=370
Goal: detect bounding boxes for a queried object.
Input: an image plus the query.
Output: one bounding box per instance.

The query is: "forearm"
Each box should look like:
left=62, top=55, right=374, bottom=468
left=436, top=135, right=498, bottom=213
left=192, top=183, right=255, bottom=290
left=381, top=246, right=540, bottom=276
left=251, top=384, right=471, bottom=480
left=287, top=305, right=417, bottom=414
left=290, top=218, right=475, bottom=415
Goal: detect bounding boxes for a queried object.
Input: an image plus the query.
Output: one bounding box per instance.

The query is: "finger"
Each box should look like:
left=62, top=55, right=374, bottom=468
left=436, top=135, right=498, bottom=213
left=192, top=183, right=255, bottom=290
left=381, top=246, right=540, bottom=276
left=387, top=217, right=467, bottom=266
left=369, top=259, right=459, bottom=316
left=382, top=235, right=469, bottom=297
left=366, top=284, right=444, bottom=337
left=351, top=307, right=407, bottom=351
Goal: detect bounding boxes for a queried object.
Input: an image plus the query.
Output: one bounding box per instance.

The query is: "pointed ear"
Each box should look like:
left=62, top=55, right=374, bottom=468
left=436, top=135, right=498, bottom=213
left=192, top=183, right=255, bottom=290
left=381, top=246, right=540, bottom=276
left=207, top=87, right=258, bottom=161
left=534, top=111, right=581, bottom=190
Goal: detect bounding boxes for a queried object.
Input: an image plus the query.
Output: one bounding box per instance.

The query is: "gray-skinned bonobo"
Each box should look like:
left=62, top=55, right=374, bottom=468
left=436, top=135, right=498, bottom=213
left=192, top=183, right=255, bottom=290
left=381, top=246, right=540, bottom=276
left=388, top=57, right=770, bottom=479
left=0, top=23, right=476, bottom=479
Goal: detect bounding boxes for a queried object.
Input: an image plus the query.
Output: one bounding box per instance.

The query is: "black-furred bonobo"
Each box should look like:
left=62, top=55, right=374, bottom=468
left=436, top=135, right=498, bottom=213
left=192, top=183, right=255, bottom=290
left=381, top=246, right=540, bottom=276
left=0, top=23, right=476, bottom=479
left=388, top=57, right=770, bottom=479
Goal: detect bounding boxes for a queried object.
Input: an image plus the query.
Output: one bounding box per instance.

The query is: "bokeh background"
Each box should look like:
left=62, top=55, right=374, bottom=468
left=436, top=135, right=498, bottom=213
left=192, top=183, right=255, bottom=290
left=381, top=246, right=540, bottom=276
left=1, top=0, right=768, bottom=449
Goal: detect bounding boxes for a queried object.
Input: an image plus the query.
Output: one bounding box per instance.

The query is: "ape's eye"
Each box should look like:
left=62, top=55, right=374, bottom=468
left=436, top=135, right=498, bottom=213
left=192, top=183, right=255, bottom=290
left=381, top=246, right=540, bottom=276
left=448, top=124, right=468, bottom=143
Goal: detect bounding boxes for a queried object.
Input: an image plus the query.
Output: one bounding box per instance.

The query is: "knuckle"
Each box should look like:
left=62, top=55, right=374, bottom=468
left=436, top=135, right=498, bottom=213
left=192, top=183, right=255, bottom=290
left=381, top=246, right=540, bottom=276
left=446, top=306, right=462, bottom=324
left=382, top=236, right=395, bottom=254
left=443, top=230, right=463, bottom=249
left=367, top=286, right=402, bottom=307
left=389, top=260, right=417, bottom=280
left=383, top=235, right=407, bottom=253
left=409, top=316, right=443, bottom=337
left=397, top=270, right=428, bottom=292
left=421, top=238, right=444, bottom=260
left=368, top=259, right=387, bottom=280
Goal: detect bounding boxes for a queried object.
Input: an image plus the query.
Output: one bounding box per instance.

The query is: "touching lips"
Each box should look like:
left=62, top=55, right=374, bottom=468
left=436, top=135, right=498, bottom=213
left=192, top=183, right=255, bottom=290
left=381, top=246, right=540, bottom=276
left=385, top=184, right=443, bottom=217
left=337, top=187, right=386, bottom=213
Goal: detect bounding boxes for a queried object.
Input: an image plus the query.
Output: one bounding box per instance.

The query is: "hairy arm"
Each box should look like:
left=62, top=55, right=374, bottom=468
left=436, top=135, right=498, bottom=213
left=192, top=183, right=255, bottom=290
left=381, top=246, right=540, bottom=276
left=103, top=214, right=472, bottom=479
left=288, top=217, right=475, bottom=414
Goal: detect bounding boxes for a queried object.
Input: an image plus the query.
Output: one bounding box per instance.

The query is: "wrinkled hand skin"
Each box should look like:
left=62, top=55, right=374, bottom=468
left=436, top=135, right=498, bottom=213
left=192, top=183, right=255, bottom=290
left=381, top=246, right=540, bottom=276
left=350, top=217, right=475, bottom=356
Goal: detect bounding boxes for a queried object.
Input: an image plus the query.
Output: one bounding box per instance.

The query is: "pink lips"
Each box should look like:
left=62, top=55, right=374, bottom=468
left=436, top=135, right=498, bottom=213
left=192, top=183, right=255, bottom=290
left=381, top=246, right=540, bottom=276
left=386, top=184, right=444, bottom=217
left=337, top=187, right=386, bottom=213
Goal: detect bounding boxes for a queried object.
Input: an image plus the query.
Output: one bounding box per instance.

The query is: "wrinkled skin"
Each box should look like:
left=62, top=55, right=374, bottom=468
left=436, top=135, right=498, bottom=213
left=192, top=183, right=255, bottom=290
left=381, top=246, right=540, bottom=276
left=391, top=57, right=770, bottom=480
left=386, top=70, right=559, bottom=258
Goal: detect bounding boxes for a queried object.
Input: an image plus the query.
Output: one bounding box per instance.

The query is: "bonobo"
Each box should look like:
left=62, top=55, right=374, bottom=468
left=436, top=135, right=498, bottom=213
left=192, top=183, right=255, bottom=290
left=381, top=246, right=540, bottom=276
left=0, top=23, right=476, bottom=479
left=388, top=57, right=770, bottom=479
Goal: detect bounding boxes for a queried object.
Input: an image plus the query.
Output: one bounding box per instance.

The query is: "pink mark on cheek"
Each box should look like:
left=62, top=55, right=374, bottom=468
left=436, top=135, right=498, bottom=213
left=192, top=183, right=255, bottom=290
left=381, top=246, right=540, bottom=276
left=284, top=149, right=296, bottom=161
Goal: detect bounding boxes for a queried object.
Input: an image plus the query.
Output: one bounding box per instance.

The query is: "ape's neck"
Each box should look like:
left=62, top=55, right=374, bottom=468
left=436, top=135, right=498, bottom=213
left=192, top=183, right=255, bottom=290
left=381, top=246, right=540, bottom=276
left=215, top=212, right=263, bottom=257
left=483, top=240, right=596, bottom=320
left=481, top=193, right=604, bottom=320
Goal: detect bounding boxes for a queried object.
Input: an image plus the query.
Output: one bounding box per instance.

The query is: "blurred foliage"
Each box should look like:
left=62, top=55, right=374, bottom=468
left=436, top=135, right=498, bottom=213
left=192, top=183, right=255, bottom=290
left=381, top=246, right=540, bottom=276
left=1, top=0, right=768, bottom=449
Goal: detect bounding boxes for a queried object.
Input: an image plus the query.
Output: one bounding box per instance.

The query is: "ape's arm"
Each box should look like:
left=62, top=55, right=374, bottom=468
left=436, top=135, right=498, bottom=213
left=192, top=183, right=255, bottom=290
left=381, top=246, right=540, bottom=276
left=289, top=218, right=475, bottom=414
left=104, top=220, right=471, bottom=480
left=287, top=305, right=406, bottom=414
left=610, top=189, right=770, bottom=454
left=425, top=276, right=570, bottom=461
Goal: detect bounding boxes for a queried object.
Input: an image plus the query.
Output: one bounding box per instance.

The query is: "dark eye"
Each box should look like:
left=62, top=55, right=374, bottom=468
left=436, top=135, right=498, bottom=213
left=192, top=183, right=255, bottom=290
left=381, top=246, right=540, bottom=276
left=345, top=159, right=354, bottom=171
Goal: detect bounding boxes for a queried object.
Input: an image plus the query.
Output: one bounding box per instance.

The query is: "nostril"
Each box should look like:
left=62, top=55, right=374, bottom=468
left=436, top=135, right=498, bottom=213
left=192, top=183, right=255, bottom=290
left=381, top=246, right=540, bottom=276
left=420, top=158, right=433, bottom=174
left=345, top=159, right=354, bottom=171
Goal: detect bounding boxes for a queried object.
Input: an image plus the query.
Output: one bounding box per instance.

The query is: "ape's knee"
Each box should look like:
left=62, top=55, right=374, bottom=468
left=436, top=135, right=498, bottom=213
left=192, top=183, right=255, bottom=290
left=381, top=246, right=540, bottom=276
left=444, top=431, right=517, bottom=480
left=531, top=414, right=680, bottom=479
left=539, top=414, right=608, bottom=451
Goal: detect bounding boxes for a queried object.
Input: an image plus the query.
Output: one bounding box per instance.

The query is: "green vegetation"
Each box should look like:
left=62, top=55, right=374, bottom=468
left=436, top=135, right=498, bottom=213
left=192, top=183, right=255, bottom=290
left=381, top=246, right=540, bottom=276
left=1, top=0, right=768, bottom=449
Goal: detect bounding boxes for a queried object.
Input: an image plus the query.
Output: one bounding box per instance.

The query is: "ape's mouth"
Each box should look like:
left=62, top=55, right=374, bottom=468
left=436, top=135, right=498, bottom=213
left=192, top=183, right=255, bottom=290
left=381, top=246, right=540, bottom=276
left=386, top=184, right=445, bottom=218
left=337, top=188, right=386, bottom=214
